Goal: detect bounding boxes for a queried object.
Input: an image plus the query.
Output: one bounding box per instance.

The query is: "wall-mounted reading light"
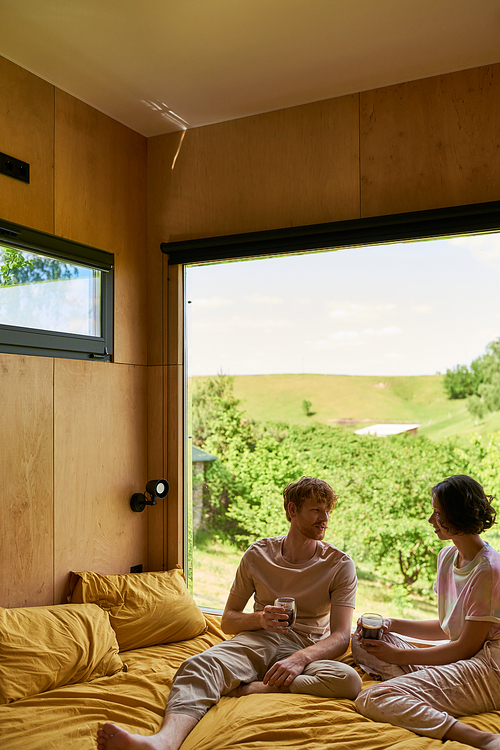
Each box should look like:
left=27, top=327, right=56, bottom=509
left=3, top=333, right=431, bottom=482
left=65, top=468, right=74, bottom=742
left=130, top=479, right=169, bottom=512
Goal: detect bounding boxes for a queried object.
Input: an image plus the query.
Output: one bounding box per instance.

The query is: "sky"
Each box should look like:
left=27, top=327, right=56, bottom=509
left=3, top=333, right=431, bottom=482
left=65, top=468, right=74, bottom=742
left=185, top=232, right=500, bottom=377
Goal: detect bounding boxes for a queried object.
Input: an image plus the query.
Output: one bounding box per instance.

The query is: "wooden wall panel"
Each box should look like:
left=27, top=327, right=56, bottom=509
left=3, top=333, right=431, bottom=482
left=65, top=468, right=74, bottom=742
left=0, top=354, right=53, bottom=607
left=360, top=64, right=500, bottom=217
left=165, top=363, right=184, bottom=571
left=53, top=360, right=148, bottom=602
left=147, top=364, right=165, bottom=571
left=0, top=56, right=54, bottom=233
left=145, top=263, right=184, bottom=570
left=149, top=95, right=360, bottom=245
left=54, top=91, right=148, bottom=366
left=147, top=150, right=169, bottom=366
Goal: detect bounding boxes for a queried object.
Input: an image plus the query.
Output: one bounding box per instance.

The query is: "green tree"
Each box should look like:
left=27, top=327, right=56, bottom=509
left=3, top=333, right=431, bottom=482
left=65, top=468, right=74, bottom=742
left=471, top=338, right=500, bottom=392
left=445, top=337, right=500, bottom=417
left=0, top=245, right=78, bottom=287
left=443, top=364, right=474, bottom=399
left=478, top=374, right=500, bottom=414
left=0, top=247, right=34, bottom=285
left=467, top=394, right=486, bottom=421
left=466, top=433, right=500, bottom=501
left=191, top=373, right=255, bottom=455
left=12, top=256, right=79, bottom=284
left=302, top=399, right=313, bottom=416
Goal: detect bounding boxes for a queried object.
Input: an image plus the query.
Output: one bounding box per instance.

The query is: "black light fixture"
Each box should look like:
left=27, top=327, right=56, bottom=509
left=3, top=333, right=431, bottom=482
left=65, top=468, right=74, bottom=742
left=130, top=479, right=169, bottom=512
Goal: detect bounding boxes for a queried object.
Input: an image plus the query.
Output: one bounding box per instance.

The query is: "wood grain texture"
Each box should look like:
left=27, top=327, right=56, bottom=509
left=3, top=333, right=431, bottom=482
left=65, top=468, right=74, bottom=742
left=149, top=95, right=360, bottom=245
left=0, top=56, right=54, bottom=233
left=165, top=363, right=184, bottom=571
left=147, top=364, right=165, bottom=572
left=53, top=360, right=148, bottom=602
left=165, top=263, right=184, bottom=367
left=54, top=91, right=148, bottom=366
left=146, top=204, right=167, bottom=366
left=360, top=64, right=500, bottom=217
left=0, top=354, right=54, bottom=607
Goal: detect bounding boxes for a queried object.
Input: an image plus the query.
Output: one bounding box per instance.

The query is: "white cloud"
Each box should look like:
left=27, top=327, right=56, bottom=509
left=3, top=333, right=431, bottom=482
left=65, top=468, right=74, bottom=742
left=313, top=337, right=362, bottom=351
left=449, top=235, right=500, bottom=255
left=377, top=327, right=401, bottom=336
left=328, top=301, right=396, bottom=318
left=450, top=233, right=500, bottom=275
left=315, top=326, right=400, bottom=348
left=332, top=330, right=358, bottom=340
left=193, top=315, right=292, bottom=331
left=191, top=296, right=233, bottom=309
left=411, top=305, right=432, bottom=314
left=245, top=293, right=283, bottom=305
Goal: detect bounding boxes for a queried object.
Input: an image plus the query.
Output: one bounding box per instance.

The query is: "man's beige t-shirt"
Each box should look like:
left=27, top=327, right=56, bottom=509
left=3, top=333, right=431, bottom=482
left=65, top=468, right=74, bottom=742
left=230, top=536, right=356, bottom=641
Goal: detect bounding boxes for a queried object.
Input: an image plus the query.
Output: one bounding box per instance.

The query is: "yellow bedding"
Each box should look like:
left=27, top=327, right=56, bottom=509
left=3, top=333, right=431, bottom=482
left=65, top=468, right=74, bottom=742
left=1, top=614, right=499, bottom=750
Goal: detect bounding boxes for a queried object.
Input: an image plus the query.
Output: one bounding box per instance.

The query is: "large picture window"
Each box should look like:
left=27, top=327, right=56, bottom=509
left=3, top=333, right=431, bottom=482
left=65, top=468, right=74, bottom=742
left=0, top=218, right=113, bottom=360
left=162, top=200, right=500, bottom=618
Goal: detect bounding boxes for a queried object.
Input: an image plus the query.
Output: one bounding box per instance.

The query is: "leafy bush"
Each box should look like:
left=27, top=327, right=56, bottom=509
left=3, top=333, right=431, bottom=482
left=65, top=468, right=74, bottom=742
left=443, top=364, right=474, bottom=399
left=445, top=337, right=500, bottom=419
left=194, top=376, right=500, bottom=595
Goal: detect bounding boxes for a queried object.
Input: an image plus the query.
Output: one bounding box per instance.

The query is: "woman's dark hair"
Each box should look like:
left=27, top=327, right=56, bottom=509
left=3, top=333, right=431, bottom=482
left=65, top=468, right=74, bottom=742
left=432, top=474, right=496, bottom=535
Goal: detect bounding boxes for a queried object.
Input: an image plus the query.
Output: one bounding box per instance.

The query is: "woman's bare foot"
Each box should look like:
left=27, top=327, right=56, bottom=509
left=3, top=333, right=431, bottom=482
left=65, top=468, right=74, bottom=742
left=227, top=681, right=290, bottom=697
left=96, top=723, right=166, bottom=750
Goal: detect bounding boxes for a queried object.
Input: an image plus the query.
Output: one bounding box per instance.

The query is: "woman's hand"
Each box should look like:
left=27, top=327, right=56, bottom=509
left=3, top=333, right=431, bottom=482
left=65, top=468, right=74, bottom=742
left=355, top=616, right=392, bottom=636
left=381, top=618, right=392, bottom=635
left=358, top=638, right=404, bottom=664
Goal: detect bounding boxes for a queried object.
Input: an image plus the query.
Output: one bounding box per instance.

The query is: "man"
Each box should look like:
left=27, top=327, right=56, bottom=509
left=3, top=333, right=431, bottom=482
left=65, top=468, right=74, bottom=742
left=97, top=476, right=361, bottom=750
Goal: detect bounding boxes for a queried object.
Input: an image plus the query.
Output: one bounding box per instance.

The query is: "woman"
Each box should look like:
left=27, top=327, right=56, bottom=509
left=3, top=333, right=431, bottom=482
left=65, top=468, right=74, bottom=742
left=353, top=475, right=500, bottom=749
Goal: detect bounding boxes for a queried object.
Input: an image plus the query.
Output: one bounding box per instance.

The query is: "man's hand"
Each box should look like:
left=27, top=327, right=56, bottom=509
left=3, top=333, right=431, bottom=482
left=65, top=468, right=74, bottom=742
left=263, top=651, right=308, bottom=687
left=261, top=605, right=290, bottom=633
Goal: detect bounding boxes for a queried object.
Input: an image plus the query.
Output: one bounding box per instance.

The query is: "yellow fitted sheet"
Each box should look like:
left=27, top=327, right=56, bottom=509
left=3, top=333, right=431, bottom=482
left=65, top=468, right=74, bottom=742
left=1, top=614, right=499, bottom=750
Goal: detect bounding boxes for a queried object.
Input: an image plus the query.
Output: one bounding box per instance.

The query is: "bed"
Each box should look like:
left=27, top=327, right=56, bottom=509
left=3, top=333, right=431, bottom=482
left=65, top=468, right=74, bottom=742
left=1, top=568, right=499, bottom=750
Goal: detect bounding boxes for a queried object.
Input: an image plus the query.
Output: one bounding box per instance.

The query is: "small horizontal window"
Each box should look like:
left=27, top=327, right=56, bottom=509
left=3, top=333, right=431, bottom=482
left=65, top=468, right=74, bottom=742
left=0, top=218, right=113, bottom=361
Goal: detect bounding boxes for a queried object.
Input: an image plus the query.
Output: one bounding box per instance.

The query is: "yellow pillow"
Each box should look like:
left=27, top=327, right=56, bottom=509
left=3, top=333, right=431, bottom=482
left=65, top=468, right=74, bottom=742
left=69, top=568, right=207, bottom=651
left=0, top=603, right=123, bottom=704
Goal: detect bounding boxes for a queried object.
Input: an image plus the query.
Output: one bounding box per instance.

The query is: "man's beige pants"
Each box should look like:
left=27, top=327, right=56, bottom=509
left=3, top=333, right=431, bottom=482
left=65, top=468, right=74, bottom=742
left=166, top=628, right=362, bottom=720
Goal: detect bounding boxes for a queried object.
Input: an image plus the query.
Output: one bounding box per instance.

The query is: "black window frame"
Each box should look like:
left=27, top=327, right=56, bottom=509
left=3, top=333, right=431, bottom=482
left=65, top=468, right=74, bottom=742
left=0, top=217, right=114, bottom=361
left=161, top=200, right=500, bottom=265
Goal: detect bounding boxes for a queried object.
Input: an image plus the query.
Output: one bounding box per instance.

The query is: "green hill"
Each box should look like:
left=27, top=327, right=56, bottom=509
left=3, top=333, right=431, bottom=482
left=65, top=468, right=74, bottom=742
left=194, top=373, right=500, bottom=442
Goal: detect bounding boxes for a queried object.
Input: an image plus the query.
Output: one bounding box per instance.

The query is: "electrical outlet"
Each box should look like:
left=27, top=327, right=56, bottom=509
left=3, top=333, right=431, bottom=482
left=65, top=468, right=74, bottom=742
left=0, top=152, right=30, bottom=184
left=130, top=564, right=143, bottom=573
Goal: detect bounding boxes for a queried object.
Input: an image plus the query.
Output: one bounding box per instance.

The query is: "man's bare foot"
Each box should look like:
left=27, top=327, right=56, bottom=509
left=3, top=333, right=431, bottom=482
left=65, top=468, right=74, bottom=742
left=227, top=681, right=290, bottom=697
left=96, top=723, right=166, bottom=750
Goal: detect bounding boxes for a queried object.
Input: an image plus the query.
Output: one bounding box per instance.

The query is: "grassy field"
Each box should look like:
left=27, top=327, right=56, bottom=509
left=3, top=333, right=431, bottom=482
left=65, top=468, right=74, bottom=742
left=192, top=373, right=500, bottom=442
left=192, top=537, right=438, bottom=626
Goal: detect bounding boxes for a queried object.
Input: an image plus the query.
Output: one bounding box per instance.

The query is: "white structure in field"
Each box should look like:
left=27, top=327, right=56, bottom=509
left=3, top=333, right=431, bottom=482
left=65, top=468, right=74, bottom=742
left=354, top=424, right=420, bottom=437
